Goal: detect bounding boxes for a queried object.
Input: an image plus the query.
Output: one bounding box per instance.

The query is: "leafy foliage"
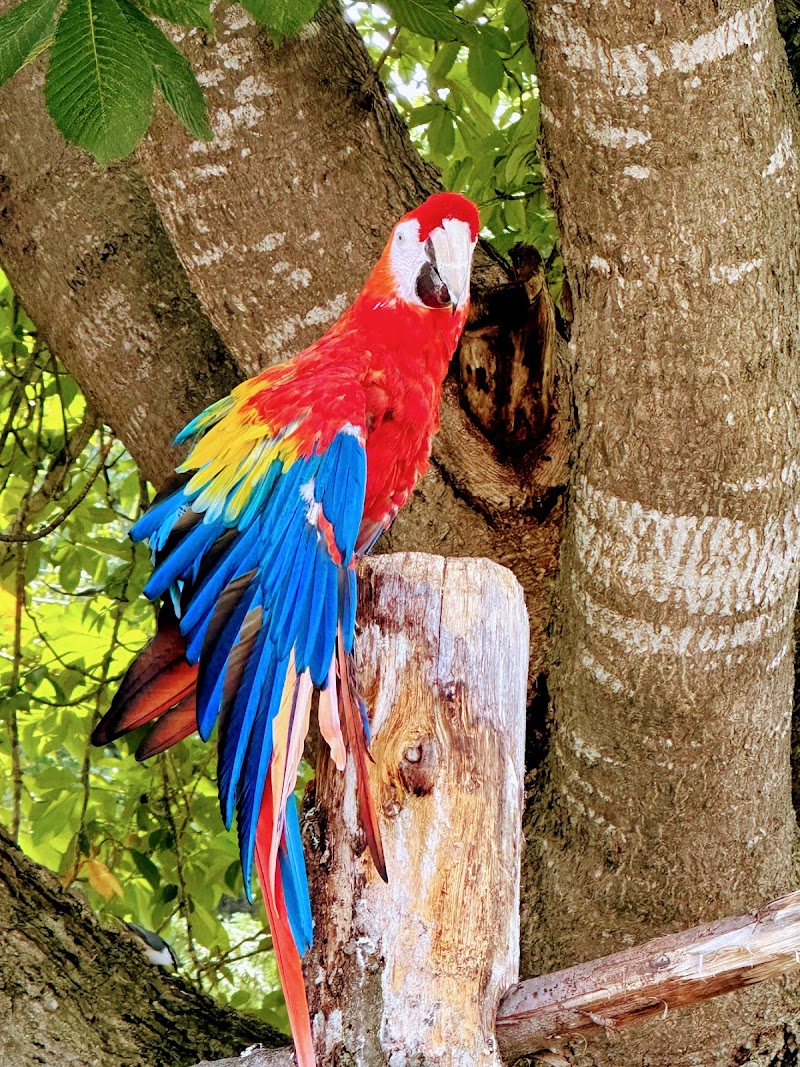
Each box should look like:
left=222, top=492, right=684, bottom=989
left=0, top=271, right=288, bottom=1033
left=384, top=0, right=461, bottom=41
left=348, top=1, right=559, bottom=267
left=0, top=0, right=59, bottom=89
left=45, top=0, right=156, bottom=165
left=117, top=0, right=213, bottom=141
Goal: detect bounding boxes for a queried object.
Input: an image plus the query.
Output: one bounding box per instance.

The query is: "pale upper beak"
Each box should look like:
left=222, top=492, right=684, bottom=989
left=427, top=218, right=475, bottom=310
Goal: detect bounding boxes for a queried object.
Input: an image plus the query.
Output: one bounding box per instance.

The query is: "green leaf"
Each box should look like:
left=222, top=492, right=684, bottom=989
left=239, top=0, right=322, bottom=44
left=130, top=847, right=160, bottom=890
left=385, top=0, right=460, bottom=41
left=473, top=23, right=510, bottom=54
left=134, top=0, right=212, bottom=32
left=427, top=40, right=459, bottom=85
left=504, top=0, right=528, bottom=43
left=405, top=101, right=440, bottom=128
left=59, top=554, right=83, bottom=592
left=0, top=0, right=61, bottom=89
left=116, top=0, right=212, bottom=140
left=45, top=0, right=155, bottom=164
left=504, top=197, right=526, bottom=231
left=428, top=105, right=455, bottom=157
left=467, top=40, right=504, bottom=99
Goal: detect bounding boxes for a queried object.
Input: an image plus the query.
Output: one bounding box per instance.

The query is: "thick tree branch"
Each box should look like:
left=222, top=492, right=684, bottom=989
left=497, top=891, right=800, bottom=1061
left=0, top=825, right=284, bottom=1067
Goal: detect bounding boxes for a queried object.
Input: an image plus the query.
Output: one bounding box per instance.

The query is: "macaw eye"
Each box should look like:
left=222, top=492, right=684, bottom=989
left=396, top=231, right=405, bottom=244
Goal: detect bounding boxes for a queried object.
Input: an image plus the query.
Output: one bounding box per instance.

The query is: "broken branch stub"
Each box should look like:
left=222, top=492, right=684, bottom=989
left=496, top=890, right=800, bottom=1059
left=305, top=553, right=529, bottom=1066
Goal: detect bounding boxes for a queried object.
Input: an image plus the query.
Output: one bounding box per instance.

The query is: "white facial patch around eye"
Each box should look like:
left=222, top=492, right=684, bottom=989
left=387, top=218, right=426, bottom=304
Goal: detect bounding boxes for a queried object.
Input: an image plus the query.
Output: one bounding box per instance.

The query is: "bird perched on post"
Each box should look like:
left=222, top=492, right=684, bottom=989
left=92, top=192, right=479, bottom=1066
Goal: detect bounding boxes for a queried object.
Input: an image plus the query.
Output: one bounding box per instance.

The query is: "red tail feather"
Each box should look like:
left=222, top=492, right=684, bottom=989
left=92, top=610, right=198, bottom=754
left=135, top=695, right=197, bottom=759
left=255, top=781, right=316, bottom=1067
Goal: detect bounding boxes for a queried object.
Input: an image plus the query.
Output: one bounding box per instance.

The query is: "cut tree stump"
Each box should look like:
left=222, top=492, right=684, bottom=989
left=304, top=553, right=529, bottom=1067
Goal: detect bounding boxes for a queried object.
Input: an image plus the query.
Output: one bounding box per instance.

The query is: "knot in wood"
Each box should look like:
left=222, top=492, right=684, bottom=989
left=399, top=737, right=439, bottom=796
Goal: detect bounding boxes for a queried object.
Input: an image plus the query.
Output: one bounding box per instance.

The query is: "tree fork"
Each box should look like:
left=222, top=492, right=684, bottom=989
left=191, top=889, right=800, bottom=1067
left=305, top=553, right=528, bottom=1066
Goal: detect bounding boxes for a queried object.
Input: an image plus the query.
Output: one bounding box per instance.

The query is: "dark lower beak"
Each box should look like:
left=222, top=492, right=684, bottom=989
left=416, top=261, right=453, bottom=310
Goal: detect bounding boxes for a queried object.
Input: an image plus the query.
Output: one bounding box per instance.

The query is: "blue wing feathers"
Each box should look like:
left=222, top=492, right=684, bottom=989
left=143, top=518, right=224, bottom=601
left=132, top=423, right=367, bottom=944
left=219, top=629, right=274, bottom=828
left=196, top=579, right=259, bottom=739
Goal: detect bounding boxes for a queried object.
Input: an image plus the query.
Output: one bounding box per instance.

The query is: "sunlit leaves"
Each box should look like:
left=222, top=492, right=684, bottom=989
left=0, top=269, right=286, bottom=1033
left=349, top=0, right=559, bottom=262
left=384, top=0, right=460, bottom=40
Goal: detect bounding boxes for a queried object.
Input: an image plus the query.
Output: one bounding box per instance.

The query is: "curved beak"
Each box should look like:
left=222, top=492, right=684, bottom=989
left=427, top=218, right=474, bottom=311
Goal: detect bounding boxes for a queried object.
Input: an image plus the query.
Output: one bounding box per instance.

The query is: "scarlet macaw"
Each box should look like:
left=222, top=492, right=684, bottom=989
left=93, top=192, right=479, bottom=1065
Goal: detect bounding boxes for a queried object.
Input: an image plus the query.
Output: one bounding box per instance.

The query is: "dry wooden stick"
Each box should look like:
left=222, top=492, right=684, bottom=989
left=496, top=890, right=800, bottom=1060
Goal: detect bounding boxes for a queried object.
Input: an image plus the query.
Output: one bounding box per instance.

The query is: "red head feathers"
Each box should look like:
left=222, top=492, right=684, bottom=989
left=405, top=191, right=481, bottom=243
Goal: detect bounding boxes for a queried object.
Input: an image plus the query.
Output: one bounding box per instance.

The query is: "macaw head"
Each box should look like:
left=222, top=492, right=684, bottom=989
left=368, top=192, right=480, bottom=314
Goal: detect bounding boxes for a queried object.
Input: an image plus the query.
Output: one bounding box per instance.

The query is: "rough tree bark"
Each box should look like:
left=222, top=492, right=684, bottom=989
left=522, top=1, right=800, bottom=1063
left=0, top=826, right=284, bottom=1067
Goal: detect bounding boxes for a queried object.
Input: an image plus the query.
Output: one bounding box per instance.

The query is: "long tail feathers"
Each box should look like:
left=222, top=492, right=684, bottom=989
left=336, top=627, right=387, bottom=882
left=255, top=781, right=316, bottom=1067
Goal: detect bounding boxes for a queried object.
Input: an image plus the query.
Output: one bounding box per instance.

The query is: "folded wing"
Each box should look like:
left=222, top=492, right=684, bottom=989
left=93, top=371, right=384, bottom=1067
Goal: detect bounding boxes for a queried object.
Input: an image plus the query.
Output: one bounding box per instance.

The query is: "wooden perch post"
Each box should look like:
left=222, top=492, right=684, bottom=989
left=496, top=890, right=800, bottom=1060
left=304, top=553, right=529, bottom=1066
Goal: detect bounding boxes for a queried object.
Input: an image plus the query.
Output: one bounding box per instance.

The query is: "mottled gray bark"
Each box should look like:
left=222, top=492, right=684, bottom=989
left=522, top=0, right=800, bottom=1063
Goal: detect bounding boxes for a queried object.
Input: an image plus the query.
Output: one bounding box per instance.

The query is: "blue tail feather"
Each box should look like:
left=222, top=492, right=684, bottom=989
left=279, top=797, right=313, bottom=954
left=219, top=629, right=276, bottom=829
left=196, top=578, right=259, bottom=740
left=237, top=651, right=291, bottom=898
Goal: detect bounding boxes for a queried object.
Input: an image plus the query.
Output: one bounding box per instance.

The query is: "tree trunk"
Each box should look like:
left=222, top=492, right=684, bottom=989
left=0, top=825, right=283, bottom=1066
left=522, top=0, right=800, bottom=1062
left=305, top=555, right=528, bottom=1066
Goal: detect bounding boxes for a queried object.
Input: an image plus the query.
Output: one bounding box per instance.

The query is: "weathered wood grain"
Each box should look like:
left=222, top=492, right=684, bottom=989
left=305, top=553, right=529, bottom=1066
left=497, top=890, right=800, bottom=1060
